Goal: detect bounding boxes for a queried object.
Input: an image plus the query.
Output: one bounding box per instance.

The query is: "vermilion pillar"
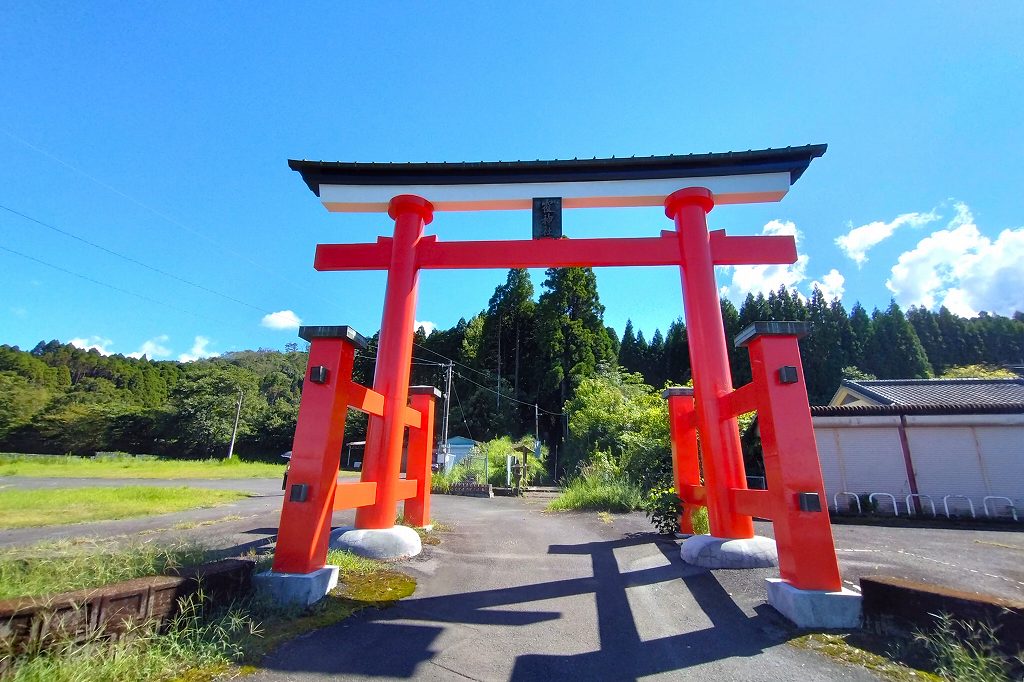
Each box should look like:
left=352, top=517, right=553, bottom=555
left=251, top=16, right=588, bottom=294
left=664, top=387, right=701, bottom=534
left=665, top=188, right=753, bottom=539
left=404, top=386, right=440, bottom=528
left=355, top=195, right=434, bottom=529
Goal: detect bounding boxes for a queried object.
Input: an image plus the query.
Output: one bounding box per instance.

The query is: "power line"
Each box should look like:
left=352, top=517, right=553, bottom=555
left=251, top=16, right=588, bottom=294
left=0, top=241, right=218, bottom=321
left=450, top=379, right=474, bottom=441
left=1, top=203, right=270, bottom=313
left=454, top=370, right=565, bottom=416
left=1, top=126, right=344, bottom=312
left=413, top=342, right=494, bottom=380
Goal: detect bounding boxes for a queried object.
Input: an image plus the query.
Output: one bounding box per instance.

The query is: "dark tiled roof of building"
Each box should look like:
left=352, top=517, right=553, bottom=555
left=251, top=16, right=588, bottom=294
left=288, top=145, right=827, bottom=196
left=811, top=403, right=1024, bottom=417
left=842, top=378, right=1024, bottom=407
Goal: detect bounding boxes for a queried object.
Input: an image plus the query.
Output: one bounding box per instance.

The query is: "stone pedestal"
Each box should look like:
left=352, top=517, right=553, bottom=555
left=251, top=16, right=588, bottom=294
left=680, top=535, right=778, bottom=569
left=330, top=525, right=422, bottom=560
left=253, top=565, right=339, bottom=607
left=766, top=578, right=862, bottom=628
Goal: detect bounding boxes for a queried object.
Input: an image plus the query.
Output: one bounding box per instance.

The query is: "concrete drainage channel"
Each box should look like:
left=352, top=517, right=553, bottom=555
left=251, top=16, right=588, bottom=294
left=0, top=559, right=255, bottom=675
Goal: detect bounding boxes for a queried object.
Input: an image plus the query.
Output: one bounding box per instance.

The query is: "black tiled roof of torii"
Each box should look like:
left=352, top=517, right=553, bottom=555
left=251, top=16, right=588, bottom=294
left=287, top=145, right=827, bottom=196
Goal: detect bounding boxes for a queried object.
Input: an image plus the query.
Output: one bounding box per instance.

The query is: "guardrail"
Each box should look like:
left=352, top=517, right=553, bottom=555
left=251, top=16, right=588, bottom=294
left=982, top=495, right=1018, bottom=521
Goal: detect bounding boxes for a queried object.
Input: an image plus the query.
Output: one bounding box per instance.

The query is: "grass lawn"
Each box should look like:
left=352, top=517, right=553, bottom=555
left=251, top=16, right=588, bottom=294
left=0, top=453, right=287, bottom=479
left=0, top=538, right=211, bottom=599
left=0, top=485, right=248, bottom=529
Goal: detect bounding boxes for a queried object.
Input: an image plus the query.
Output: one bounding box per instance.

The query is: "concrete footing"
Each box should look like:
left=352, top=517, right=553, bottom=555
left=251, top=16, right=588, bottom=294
left=766, top=578, right=862, bottom=629
left=330, top=525, right=422, bottom=560
left=680, top=535, right=778, bottom=569
left=253, top=565, right=339, bottom=607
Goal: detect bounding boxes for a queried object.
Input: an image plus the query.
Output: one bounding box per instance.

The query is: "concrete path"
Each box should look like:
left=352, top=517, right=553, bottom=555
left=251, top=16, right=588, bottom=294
left=253, top=496, right=876, bottom=681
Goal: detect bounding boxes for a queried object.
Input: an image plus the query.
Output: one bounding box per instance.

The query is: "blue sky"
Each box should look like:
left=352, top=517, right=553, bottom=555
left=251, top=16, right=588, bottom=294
left=2, top=3, right=1022, bottom=361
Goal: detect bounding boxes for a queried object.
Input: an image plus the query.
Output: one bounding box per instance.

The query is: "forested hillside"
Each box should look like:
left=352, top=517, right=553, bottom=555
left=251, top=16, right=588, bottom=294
left=2, top=267, right=1022, bottom=459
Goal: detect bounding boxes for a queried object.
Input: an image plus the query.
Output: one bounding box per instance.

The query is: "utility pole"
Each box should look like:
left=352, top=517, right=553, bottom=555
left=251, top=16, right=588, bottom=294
left=440, top=361, right=453, bottom=468
left=534, top=403, right=541, bottom=486
left=226, top=388, right=243, bottom=460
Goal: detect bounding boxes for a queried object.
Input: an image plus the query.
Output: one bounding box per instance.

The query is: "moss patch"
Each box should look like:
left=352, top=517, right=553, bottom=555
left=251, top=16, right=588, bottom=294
left=241, top=565, right=416, bottom=663
left=792, top=632, right=942, bottom=681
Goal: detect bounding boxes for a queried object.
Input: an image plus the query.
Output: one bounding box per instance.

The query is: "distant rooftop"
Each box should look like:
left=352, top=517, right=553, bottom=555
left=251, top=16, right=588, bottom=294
left=832, top=378, right=1024, bottom=408
left=288, top=145, right=827, bottom=213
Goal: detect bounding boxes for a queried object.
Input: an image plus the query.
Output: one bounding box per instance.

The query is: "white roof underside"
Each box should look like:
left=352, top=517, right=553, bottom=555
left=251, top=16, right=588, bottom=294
left=317, top=172, right=792, bottom=213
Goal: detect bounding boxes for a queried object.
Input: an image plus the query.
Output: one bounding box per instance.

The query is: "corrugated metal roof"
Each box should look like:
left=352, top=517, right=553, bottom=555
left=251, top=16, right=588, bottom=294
left=839, top=378, right=1024, bottom=407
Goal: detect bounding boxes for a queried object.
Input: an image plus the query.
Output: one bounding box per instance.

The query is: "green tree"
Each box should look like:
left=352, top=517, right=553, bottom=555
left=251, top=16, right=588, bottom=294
left=171, top=363, right=268, bottom=457
left=802, top=287, right=849, bottom=404
left=940, top=364, right=1019, bottom=379
left=618, top=320, right=641, bottom=373
left=536, top=267, right=616, bottom=408
left=663, top=319, right=690, bottom=386
left=847, top=302, right=873, bottom=370
left=864, top=301, right=932, bottom=379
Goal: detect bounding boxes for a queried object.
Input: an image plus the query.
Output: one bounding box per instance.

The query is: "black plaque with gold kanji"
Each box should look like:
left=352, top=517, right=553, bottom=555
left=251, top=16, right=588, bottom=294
left=532, top=197, right=562, bottom=239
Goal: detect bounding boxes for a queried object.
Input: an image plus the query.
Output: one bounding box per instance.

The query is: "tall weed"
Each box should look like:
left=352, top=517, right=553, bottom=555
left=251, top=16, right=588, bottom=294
left=914, top=613, right=1021, bottom=682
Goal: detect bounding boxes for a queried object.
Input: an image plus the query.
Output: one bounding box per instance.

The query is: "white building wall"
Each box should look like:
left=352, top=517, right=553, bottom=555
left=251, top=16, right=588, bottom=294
left=812, top=418, right=908, bottom=513
left=973, top=426, right=1024, bottom=515
left=812, top=413, right=1024, bottom=518
left=905, top=426, right=985, bottom=516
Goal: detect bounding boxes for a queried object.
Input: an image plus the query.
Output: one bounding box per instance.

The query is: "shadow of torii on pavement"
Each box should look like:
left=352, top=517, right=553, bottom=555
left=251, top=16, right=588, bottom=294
left=258, top=533, right=800, bottom=680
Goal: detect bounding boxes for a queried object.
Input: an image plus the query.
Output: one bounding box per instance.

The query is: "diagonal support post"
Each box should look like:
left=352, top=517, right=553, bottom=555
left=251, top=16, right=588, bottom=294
left=272, top=325, right=367, bottom=575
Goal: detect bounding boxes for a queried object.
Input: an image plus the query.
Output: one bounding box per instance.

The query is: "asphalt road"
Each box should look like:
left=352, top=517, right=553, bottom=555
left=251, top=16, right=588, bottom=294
left=3, top=477, right=1023, bottom=679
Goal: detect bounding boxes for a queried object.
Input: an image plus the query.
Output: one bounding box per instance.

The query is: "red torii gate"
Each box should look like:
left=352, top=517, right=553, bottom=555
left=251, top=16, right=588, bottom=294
left=268, top=147, right=857, bottom=625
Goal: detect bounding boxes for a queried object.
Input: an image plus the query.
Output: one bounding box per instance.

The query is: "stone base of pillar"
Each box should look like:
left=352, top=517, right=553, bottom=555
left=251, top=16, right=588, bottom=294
left=766, top=578, right=862, bottom=628
left=330, top=525, right=422, bottom=560
left=253, top=566, right=339, bottom=607
left=680, top=535, right=778, bottom=569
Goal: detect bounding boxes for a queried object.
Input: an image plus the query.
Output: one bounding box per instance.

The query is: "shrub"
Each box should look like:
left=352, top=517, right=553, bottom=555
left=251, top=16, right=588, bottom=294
left=430, top=462, right=472, bottom=494
left=548, top=454, right=644, bottom=512
left=642, top=487, right=710, bottom=535
left=644, top=486, right=681, bottom=534
left=547, top=475, right=644, bottom=512
left=463, top=436, right=547, bottom=487
left=689, top=506, right=710, bottom=535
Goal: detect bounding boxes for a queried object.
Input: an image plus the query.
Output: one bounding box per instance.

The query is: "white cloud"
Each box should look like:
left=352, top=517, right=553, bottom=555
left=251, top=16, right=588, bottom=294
left=810, top=268, right=846, bottom=301
left=886, top=203, right=1024, bottom=317
left=835, top=210, right=940, bottom=267
left=128, top=335, right=172, bottom=359
left=414, top=320, right=436, bottom=336
left=178, top=336, right=219, bottom=363
left=9, top=306, right=27, bottom=318
left=722, top=220, right=809, bottom=298
left=70, top=336, right=114, bottom=355
left=261, top=310, right=302, bottom=330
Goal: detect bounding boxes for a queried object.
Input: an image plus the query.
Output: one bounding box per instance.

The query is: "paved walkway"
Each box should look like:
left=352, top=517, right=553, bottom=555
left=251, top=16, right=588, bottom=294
left=254, top=496, right=875, bottom=681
